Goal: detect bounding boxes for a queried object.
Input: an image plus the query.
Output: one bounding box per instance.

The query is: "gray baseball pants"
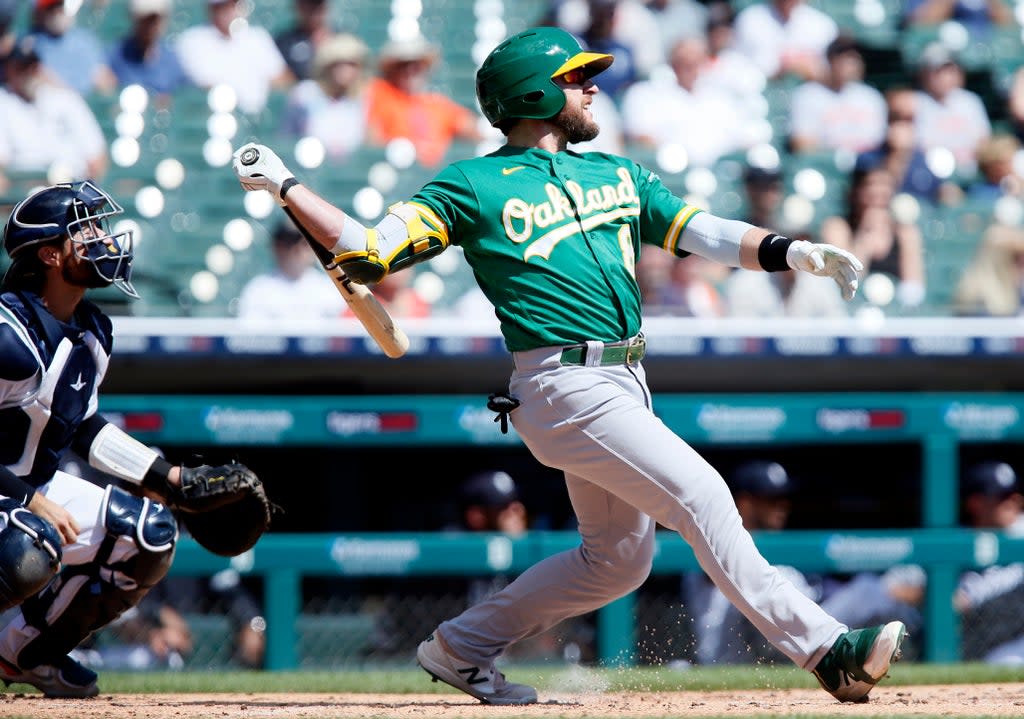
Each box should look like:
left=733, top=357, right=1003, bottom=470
left=439, top=345, right=846, bottom=670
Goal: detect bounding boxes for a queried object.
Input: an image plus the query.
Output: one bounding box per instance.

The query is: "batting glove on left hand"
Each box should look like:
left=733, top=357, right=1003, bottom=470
left=232, top=142, right=294, bottom=205
left=786, top=240, right=864, bottom=301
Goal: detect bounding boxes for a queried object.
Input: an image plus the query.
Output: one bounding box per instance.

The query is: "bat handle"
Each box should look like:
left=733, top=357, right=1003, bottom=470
left=239, top=147, right=260, bottom=166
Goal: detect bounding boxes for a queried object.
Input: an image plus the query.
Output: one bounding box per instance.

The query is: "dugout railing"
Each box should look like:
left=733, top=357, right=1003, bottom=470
left=99, top=392, right=1024, bottom=669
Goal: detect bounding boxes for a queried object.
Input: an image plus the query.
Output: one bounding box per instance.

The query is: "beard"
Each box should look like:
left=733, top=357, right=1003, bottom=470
left=63, top=259, right=111, bottom=290
left=552, top=101, right=600, bottom=144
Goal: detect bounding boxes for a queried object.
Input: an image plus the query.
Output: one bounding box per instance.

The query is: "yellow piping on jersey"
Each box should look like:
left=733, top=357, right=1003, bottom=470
left=662, top=206, right=702, bottom=254
left=523, top=206, right=640, bottom=261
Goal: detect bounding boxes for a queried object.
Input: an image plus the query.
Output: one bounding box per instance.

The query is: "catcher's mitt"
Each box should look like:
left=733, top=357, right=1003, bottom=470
left=170, top=462, right=276, bottom=557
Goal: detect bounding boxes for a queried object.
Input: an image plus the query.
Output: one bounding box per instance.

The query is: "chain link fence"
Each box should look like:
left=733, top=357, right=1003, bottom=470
left=70, top=571, right=1024, bottom=672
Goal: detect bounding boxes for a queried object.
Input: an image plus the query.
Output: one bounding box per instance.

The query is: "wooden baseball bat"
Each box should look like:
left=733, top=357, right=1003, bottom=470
left=239, top=147, right=410, bottom=359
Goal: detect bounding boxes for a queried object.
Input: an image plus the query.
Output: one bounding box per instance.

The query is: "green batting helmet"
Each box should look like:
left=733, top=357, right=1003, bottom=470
left=476, top=26, right=613, bottom=127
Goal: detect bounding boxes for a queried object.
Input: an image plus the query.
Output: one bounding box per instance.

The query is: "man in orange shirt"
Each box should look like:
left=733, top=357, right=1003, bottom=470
left=365, top=35, right=482, bottom=166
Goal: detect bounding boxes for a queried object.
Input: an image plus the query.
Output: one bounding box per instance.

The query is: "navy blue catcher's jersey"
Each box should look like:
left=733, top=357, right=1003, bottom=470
left=0, top=291, right=113, bottom=488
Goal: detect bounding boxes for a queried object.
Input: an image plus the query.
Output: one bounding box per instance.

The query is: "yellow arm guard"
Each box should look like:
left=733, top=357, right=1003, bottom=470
left=332, top=202, right=449, bottom=284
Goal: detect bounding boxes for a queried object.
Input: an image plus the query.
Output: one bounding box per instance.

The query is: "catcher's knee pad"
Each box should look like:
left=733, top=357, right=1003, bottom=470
left=16, top=487, right=176, bottom=669
left=0, top=499, right=61, bottom=612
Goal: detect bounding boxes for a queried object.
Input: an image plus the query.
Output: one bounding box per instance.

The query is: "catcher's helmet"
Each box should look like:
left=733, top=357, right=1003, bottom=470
left=476, top=26, right=613, bottom=127
left=2, top=181, right=137, bottom=297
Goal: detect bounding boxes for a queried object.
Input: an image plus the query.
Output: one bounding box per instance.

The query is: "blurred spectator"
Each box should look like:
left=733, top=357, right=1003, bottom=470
left=914, top=42, right=991, bottom=174
left=28, top=0, right=117, bottom=96
left=97, top=571, right=265, bottom=670
left=741, top=165, right=786, bottom=229
left=856, top=87, right=948, bottom=205
left=176, top=0, right=293, bottom=115
left=821, top=166, right=926, bottom=309
left=641, top=251, right=726, bottom=317
left=957, top=461, right=1024, bottom=664
left=621, top=37, right=761, bottom=167
left=647, top=0, right=709, bottom=59
left=952, top=224, right=1024, bottom=316
left=578, top=0, right=637, bottom=101
left=0, top=37, right=108, bottom=188
left=355, top=269, right=432, bottom=319
left=789, top=35, right=887, bottom=155
left=701, top=1, right=768, bottom=128
left=733, top=0, right=838, bottom=83
left=275, top=0, right=336, bottom=81
left=903, top=0, right=1014, bottom=34
left=283, top=33, right=369, bottom=160
left=548, top=0, right=684, bottom=79
left=967, top=133, right=1022, bottom=201
left=725, top=165, right=847, bottom=318
left=724, top=259, right=848, bottom=320
left=237, top=218, right=345, bottom=319
left=364, top=35, right=482, bottom=167
left=683, top=460, right=922, bottom=665
left=454, top=470, right=528, bottom=538
left=108, top=0, right=188, bottom=102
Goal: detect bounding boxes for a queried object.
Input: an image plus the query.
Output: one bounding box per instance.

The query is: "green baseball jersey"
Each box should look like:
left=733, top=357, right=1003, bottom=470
left=409, top=145, right=702, bottom=352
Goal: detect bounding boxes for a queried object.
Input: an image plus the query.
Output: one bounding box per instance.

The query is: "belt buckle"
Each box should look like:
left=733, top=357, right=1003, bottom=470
left=626, top=335, right=645, bottom=364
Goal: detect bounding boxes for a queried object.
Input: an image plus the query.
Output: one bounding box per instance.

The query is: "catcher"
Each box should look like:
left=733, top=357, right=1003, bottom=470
left=0, top=181, right=273, bottom=698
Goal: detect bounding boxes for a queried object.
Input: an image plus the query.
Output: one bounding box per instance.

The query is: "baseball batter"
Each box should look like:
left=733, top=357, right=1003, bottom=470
left=233, top=26, right=906, bottom=706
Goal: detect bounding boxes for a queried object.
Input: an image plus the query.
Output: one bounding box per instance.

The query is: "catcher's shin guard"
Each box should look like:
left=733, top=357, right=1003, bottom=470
left=0, top=499, right=61, bottom=612
left=14, top=487, right=176, bottom=669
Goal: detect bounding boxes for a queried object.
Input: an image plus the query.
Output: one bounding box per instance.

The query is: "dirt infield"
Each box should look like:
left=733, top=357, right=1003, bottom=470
left=0, top=684, right=1022, bottom=718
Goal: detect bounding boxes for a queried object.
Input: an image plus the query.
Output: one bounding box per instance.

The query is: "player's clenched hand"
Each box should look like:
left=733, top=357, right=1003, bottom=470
left=786, top=240, right=864, bottom=301
left=232, top=142, right=294, bottom=202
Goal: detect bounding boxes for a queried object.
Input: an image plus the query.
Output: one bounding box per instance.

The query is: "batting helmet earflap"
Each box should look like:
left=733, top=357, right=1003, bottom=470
left=476, top=26, right=614, bottom=127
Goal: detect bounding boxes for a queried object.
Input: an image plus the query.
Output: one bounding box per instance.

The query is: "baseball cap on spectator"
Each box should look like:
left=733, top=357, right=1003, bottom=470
left=131, top=0, right=171, bottom=15
left=271, top=220, right=303, bottom=247
left=378, top=35, right=438, bottom=71
left=826, top=34, right=860, bottom=61
left=459, top=471, right=519, bottom=509
left=34, top=0, right=64, bottom=10
left=314, top=33, right=369, bottom=78
left=6, top=36, right=40, bottom=65
left=706, top=2, right=734, bottom=31
left=743, top=165, right=782, bottom=187
left=963, top=462, right=1019, bottom=498
left=732, top=461, right=794, bottom=497
left=919, top=42, right=957, bottom=71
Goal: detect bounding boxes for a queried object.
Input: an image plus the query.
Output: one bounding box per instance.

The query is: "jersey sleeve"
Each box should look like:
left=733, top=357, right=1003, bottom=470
left=407, top=163, right=480, bottom=247
left=633, top=162, right=702, bottom=258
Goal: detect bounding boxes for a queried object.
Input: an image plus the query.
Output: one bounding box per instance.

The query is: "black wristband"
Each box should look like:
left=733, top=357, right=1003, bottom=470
left=279, top=177, right=299, bottom=201
left=757, top=233, right=795, bottom=272
left=143, top=456, right=176, bottom=495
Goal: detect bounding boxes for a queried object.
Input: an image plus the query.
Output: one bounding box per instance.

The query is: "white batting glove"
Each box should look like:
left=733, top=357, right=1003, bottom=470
left=786, top=240, right=864, bottom=301
left=232, top=142, right=294, bottom=205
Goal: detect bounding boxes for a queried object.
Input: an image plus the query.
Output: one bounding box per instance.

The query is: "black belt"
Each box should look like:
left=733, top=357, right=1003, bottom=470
left=559, top=335, right=646, bottom=366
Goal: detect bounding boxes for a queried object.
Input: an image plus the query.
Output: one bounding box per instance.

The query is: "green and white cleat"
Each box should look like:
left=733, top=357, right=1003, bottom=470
left=813, top=621, right=907, bottom=703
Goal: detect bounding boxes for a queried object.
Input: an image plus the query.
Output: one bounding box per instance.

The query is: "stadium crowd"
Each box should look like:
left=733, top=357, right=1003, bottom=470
left=0, top=0, right=1022, bottom=318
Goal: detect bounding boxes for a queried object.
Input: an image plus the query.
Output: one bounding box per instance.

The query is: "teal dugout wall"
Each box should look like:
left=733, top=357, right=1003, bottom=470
left=103, top=393, right=1024, bottom=669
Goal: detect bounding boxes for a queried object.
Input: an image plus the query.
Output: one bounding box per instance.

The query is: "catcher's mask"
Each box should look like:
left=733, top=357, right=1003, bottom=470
left=476, top=26, right=613, bottom=128
left=2, top=181, right=137, bottom=298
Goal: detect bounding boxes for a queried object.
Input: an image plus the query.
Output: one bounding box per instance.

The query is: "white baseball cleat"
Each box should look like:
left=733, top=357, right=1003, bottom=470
left=416, top=633, right=537, bottom=705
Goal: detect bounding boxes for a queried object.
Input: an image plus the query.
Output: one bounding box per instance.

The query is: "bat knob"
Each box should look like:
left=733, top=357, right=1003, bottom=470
left=239, top=147, right=260, bottom=166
